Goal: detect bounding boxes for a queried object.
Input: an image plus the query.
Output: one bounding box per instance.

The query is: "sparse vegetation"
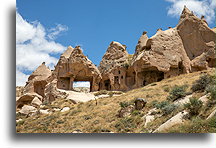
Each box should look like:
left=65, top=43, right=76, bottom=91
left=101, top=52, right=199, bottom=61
left=16, top=69, right=215, bottom=133
left=165, top=116, right=216, bottom=133
left=153, top=101, right=178, bottom=115
left=184, top=97, right=203, bottom=117
left=167, top=85, right=187, bottom=101
left=191, top=74, right=213, bottom=92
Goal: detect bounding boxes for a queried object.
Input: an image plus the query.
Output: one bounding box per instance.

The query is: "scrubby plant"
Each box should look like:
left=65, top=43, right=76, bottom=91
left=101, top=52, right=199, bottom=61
left=191, top=74, right=213, bottom=92
left=153, top=101, right=178, bottom=116
left=119, top=101, right=130, bottom=108
left=166, top=116, right=216, bottom=133
left=167, top=85, right=187, bottom=101
left=184, top=97, right=203, bottom=117
left=207, top=85, right=216, bottom=101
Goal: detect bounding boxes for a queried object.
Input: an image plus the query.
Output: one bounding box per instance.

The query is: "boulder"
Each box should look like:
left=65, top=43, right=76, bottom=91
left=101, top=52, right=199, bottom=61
left=16, top=92, right=43, bottom=109
left=39, top=109, right=50, bottom=114
left=206, top=109, right=216, bottom=120
left=134, top=98, right=147, bottom=110
left=31, top=97, right=42, bottom=107
left=19, top=105, right=37, bottom=115
left=23, top=62, right=52, bottom=97
left=61, top=107, right=70, bottom=112
left=153, top=110, right=188, bottom=133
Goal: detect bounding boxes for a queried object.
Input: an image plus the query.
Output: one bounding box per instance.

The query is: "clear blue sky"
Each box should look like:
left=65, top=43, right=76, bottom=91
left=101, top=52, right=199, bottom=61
left=17, top=0, right=215, bottom=66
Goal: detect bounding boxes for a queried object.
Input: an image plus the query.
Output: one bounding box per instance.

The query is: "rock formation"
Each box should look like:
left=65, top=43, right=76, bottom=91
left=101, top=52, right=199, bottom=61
left=23, top=62, right=52, bottom=97
left=54, top=46, right=101, bottom=91
left=17, top=6, right=215, bottom=104
left=98, top=41, right=132, bottom=91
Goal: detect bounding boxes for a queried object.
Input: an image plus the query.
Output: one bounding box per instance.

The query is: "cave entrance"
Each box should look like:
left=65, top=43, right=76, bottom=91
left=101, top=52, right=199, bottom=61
left=72, top=81, right=91, bottom=92
left=104, top=79, right=111, bottom=91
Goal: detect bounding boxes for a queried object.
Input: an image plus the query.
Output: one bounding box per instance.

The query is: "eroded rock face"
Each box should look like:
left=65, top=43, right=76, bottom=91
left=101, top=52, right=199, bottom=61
left=16, top=92, right=43, bottom=109
left=177, top=6, right=216, bottom=71
left=130, top=6, right=215, bottom=87
left=23, top=62, right=52, bottom=97
left=98, top=41, right=132, bottom=91
left=54, top=46, right=102, bottom=92
left=17, top=7, right=215, bottom=104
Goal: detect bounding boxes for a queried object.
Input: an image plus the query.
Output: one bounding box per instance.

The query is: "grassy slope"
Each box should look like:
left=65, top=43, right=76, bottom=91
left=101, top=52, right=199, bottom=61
left=16, top=68, right=215, bottom=133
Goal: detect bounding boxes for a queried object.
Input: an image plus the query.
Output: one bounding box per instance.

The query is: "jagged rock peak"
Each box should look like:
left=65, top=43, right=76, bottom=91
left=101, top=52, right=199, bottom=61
left=134, top=31, right=148, bottom=55
left=61, top=46, right=74, bottom=58
left=31, top=62, right=51, bottom=78
left=98, top=41, right=129, bottom=74
left=179, top=6, right=194, bottom=22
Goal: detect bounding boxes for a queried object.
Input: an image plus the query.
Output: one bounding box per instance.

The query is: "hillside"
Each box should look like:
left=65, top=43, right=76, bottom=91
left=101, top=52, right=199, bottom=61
left=16, top=68, right=216, bottom=133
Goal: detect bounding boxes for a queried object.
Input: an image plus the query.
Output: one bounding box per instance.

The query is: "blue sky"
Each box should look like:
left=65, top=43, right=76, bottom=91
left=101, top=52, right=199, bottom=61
left=16, top=0, right=216, bottom=86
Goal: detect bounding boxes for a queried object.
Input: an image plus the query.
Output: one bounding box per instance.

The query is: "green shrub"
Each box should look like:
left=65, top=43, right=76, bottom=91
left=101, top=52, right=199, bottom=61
left=184, top=97, right=203, bottom=116
left=153, top=101, right=178, bottom=116
left=166, top=116, right=216, bottom=133
left=205, top=81, right=216, bottom=101
left=191, top=74, right=212, bottom=92
left=154, top=101, right=169, bottom=109
left=114, top=116, right=142, bottom=132
left=161, top=104, right=178, bottom=115
left=167, top=85, right=187, bottom=101
left=119, top=101, right=130, bottom=108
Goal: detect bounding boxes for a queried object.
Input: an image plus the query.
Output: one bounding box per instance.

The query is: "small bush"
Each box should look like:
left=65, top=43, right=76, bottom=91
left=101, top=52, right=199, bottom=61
left=162, top=104, right=178, bottom=116
left=184, top=97, right=203, bottom=116
left=191, top=74, right=213, bottom=92
left=167, top=85, right=187, bottom=101
left=119, top=101, right=130, bottom=108
left=154, top=101, right=169, bottom=109
left=153, top=101, right=178, bottom=116
left=205, top=82, right=216, bottom=101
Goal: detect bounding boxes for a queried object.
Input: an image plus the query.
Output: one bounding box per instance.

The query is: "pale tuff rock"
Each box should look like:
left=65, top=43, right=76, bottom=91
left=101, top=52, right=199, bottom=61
left=98, top=41, right=129, bottom=74
left=16, top=7, right=215, bottom=105
left=153, top=110, right=188, bottom=133
left=31, top=97, right=42, bottom=107
left=16, top=92, right=43, bottom=109
left=19, top=105, right=37, bottom=115
left=206, top=108, right=216, bottom=120
left=23, top=62, right=52, bottom=97
left=61, top=107, right=70, bottom=112
left=54, top=46, right=101, bottom=92
left=39, top=109, right=50, bottom=114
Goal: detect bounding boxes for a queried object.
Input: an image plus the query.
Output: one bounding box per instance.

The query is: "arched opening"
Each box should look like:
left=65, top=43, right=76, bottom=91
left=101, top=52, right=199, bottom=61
left=72, top=81, right=91, bottom=92
left=104, top=79, right=111, bottom=91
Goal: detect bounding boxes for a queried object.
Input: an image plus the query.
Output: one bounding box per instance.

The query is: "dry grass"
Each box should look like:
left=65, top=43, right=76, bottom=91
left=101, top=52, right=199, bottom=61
left=16, top=68, right=215, bottom=133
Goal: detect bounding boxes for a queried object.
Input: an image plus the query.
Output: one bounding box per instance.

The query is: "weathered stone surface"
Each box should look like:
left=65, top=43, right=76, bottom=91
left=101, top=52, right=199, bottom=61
left=153, top=110, right=188, bottom=133
left=206, top=108, right=216, bottom=120
left=23, top=62, right=52, bottom=97
left=16, top=86, right=24, bottom=97
left=31, top=97, right=42, bottom=107
left=39, top=109, right=50, bottom=114
left=44, top=79, right=68, bottom=102
left=17, top=6, right=215, bottom=104
left=54, top=46, right=101, bottom=92
left=16, top=92, right=43, bottom=109
left=61, top=107, right=70, bottom=112
left=19, top=105, right=37, bottom=115
left=98, top=41, right=132, bottom=91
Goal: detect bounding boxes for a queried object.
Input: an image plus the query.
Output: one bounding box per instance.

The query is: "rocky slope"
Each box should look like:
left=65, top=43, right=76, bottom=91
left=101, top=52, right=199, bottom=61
left=16, top=68, right=215, bottom=133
